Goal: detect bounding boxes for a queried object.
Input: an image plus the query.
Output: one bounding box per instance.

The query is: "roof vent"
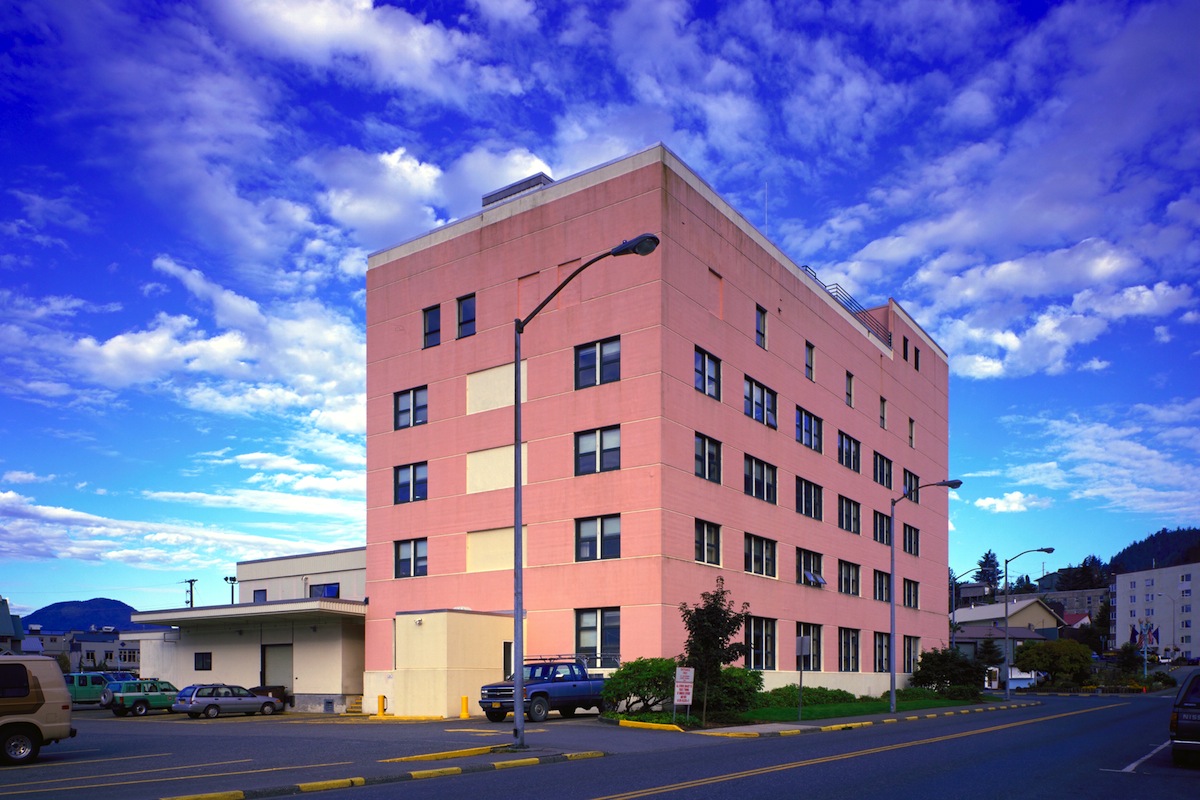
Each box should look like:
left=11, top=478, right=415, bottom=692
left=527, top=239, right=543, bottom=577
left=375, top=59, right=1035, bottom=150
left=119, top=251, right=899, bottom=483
left=483, top=172, right=553, bottom=208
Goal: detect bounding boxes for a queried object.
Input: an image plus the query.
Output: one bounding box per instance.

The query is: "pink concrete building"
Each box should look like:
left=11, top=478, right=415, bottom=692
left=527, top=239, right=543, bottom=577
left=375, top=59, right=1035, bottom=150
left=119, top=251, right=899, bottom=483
left=365, top=144, right=952, bottom=710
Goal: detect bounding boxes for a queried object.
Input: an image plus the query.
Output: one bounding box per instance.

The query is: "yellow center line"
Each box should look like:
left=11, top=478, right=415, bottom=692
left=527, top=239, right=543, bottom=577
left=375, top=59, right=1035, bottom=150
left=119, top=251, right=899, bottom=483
left=594, top=703, right=1128, bottom=800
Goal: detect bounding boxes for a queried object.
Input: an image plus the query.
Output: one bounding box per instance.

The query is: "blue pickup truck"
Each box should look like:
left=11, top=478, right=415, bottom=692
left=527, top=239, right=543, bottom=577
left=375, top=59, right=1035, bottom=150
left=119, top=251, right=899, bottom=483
left=479, top=658, right=607, bottom=722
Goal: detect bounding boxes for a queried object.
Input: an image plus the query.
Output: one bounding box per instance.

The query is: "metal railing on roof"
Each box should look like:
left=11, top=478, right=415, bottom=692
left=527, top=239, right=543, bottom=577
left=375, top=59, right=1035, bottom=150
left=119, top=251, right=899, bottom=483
left=800, top=265, right=892, bottom=347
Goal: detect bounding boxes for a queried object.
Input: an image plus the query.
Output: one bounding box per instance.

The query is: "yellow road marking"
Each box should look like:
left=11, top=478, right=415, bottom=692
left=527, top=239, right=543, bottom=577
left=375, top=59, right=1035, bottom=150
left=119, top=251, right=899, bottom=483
left=595, top=703, right=1127, bottom=800
left=0, top=761, right=352, bottom=798
left=0, top=760, right=251, bottom=789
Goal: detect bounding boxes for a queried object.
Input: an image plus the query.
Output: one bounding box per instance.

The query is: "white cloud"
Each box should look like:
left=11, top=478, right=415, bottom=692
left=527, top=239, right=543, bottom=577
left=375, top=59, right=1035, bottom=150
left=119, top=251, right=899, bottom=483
left=1154, top=325, right=1172, bottom=343
left=469, top=0, right=538, bottom=29
left=2, top=471, right=55, bottom=484
left=974, top=491, right=1052, bottom=513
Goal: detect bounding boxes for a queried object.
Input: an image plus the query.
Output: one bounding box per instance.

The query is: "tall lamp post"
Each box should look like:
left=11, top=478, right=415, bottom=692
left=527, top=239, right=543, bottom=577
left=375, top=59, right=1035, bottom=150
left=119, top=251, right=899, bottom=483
left=512, top=233, right=660, bottom=749
left=224, top=576, right=238, bottom=605
left=1003, top=546, right=1054, bottom=700
left=1158, top=593, right=1176, bottom=662
left=889, top=478, right=962, bottom=714
left=949, top=567, right=973, bottom=650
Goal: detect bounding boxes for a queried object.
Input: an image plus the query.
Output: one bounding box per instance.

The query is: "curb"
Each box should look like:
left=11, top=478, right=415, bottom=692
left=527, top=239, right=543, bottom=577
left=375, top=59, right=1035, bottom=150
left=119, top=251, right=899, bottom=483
left=162, top=751, right=607, bottom=800
left=692, top=701, right=1044, bottom=738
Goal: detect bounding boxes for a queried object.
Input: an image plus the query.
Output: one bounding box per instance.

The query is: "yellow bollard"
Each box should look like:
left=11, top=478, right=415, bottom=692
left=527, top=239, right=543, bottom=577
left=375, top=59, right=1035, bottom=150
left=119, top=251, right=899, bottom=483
left=460, top=696, right=469, bottom=719
left=377, top=695, right=388, bottom=716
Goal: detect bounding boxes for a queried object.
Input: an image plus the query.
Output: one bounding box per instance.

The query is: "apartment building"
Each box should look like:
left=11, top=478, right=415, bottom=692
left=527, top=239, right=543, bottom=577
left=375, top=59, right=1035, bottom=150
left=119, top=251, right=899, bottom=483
left=364, top=144, right=953, bottom=715
left=1112, top=563, right=1197, bottom=660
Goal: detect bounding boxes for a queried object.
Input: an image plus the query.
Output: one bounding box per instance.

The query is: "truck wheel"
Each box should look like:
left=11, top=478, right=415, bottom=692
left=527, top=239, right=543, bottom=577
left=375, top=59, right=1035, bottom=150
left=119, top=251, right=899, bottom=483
left=132, top=701, right=150, bottom=717
left=527, top=696, right=549, bottom=723
left=558, top=706, right=576, bottom=718
left=1, top=726, right=40, bottom=766
left=98, top=688, right=114, bottom=708
left=484, top=709, right=507, bottom=722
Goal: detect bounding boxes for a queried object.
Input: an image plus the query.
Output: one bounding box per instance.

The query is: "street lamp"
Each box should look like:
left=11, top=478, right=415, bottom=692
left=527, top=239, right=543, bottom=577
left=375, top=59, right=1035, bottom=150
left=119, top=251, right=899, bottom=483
left=1003, top=547, right=1055, bottom=700
left=224, top=576, right=238, bottom=604
left=512, top=233, right=660, bottom=749
left=1158, top=593, right=1176, bottom=663
left=889, top=478, right=962, bottom=713
left=948, top=567, right=974, bottom=650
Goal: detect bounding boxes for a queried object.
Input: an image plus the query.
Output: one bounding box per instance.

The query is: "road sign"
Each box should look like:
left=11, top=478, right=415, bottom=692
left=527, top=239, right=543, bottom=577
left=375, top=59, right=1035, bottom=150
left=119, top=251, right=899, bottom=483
left=674, top=681, right=694, bottom=705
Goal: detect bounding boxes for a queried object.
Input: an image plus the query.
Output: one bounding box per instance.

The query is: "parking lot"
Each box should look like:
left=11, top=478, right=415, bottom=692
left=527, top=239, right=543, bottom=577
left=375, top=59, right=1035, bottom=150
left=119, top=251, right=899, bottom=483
left=0, top=705, right=649, bottom=800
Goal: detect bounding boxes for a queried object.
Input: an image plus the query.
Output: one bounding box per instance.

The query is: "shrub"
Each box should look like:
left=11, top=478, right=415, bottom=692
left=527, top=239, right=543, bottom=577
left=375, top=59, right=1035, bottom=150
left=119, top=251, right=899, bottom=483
left=704, top=667, right=763, bottom=715
left=601, top=657, right=676, bottom=714
left=911, top=646, right=985, bottom=692
left=895, top=687, right=943, bottom=702
left=940, top=685, right=983, bottom=702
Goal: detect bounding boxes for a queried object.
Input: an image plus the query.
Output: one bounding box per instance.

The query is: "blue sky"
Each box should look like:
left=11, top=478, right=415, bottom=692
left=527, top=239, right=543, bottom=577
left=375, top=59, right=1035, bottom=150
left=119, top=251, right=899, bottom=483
left=2, top=0, right=1197, bottom=615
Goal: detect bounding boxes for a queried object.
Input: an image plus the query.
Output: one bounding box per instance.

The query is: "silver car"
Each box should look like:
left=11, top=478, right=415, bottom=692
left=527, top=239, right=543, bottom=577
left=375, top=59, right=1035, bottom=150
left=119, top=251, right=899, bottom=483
left=171, top=684, right=284, bottom=719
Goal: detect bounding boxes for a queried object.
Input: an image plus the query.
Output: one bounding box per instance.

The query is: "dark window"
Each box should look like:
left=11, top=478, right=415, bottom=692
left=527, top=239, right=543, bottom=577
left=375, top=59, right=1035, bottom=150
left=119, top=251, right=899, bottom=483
left=576, top=516, right=621, bottom=561
left=873, top=510, right=892, bottom=545
left=904, top=470, right=921, bottom=502
left=879, top=397, right=887, bottom=429
left=694, top=347, right=721, bottom=399
left=837, top=432, right=861, bottom=472
left=874, top=570, right=891, bottom=602
left=309, top=583, right=340, bottom=598
left=744, top=533, right=777, bottom=577
left=903, top=336, right=909, bottom=361
left=805, top=342, right=815, bottom=381
left=743, top=377, right=777, bottom=427
left=743, top=455, right=777, bottom=503
left=796, top=477, right=823, bottom=520
left=695, top=433, right=721, bottom=483
left=576, top=337, right=621, bottom=388
left=755, top=305, right=767, bottom=349
left=839, top=628, right=860, bottom=672
left=576, top=608, right=620, bottom=669
left=195, top=652, right=213, bottom=671
left=457, top=294, right=476, bottom=338
left=0, top=664, right=30, bottom=698
left=903, top=524, right=920, bottom=556
left=395, top=462, right=428, bottom=503
left=746, top=616, right=776, bottom=670
left=845, top=371, right=854, bottom=407
left=797, top=622, right=822, bottom=671
left=904, top=579, right=920, bottom=609
left=796, top=407, right=823, bottom=452
left=395, top=386, right=428, bottom=429
left=797, top=548, right=825, bottom=588
left=914, top=347, right=921, bottom=371
left=575, top=426, right=620, bottom=474
left=252, top=589, right=267, bottom=603
left=395, top=538, right=428, bottom=578
left=837, top=496, right=861, bottom=534
left=423, top=305, right=441, bottom=348
left=695, top=519, right=720, bottom=565
left=873, top=453, right=892, bottom=489
left=838, top=561, right=860, bottom=596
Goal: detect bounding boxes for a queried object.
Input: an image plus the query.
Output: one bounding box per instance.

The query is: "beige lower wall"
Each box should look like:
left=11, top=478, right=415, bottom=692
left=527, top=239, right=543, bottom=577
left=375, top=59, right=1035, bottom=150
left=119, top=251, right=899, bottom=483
left=365, top=610, right=512, bottom=718
left=759, top=670, right=900, bottom=696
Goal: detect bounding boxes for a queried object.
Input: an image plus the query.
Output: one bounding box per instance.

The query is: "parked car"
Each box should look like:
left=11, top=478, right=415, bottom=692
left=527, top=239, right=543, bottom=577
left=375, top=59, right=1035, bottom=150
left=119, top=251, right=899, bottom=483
left=107, top=680, right=179, bottom=717
left=1, top=655, right=76, bottom=766
left=479, top=657, right=608, bottom=722
left=1170, top=670, right=1200, bottom=766
left=172, top=684, right=284, bottom=719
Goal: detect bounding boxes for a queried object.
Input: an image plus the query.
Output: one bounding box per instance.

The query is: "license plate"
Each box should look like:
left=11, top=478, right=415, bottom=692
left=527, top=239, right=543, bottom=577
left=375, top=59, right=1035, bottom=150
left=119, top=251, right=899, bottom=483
left=491, top=702, right=501, bottom=708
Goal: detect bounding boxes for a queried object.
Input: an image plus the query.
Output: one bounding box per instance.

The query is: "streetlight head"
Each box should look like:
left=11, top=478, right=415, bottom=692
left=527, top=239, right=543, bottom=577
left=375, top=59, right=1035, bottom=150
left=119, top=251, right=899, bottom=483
left=1040, top=547, right=1055, bottom=554
left=611, top=233, right=659, bottom=258
left=943, top=479, right=963, bottom=489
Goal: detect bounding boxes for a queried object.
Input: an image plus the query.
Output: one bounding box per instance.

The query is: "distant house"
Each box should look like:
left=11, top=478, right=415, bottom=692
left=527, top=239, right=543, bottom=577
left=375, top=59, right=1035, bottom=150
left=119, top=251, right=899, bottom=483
left=0, top=597, right=23, bottom=655
left=1062, top=612, right=1091, bottom=629
left=953, top=624, right=1049, bottom=690
left=953, top=598, right=1064, bottom=690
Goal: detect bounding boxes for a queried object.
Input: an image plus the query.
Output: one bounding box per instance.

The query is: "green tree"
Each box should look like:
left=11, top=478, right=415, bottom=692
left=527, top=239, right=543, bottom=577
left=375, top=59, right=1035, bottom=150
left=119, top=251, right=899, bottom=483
left=1013, top=639, right=1093, bottom=685
left=974, top=550, right=1001, bottom=598
left=678, top=576, right=748, bottom=724
left=975, top=637, right=1005, bottom=669
left=910, top=646, right=986, bottom=692
left=1115, top=642, right=1142, bottom=675
left=1011, top=575, right=1037, bottom=594
left=601, top=657, right=676, bottom=714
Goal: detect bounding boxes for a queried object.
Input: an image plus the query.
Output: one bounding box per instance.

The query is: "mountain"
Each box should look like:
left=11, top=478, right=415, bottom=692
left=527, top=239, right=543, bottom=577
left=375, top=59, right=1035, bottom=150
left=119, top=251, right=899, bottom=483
left=22, top=597, right=163, bottom=634
left=1109, top=527, right=1200, bottom=574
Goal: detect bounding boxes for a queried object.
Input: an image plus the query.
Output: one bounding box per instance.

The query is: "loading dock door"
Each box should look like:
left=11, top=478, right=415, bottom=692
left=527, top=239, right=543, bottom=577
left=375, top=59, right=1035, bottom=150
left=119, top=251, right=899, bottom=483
left=261, top=644, right=294, bottom=691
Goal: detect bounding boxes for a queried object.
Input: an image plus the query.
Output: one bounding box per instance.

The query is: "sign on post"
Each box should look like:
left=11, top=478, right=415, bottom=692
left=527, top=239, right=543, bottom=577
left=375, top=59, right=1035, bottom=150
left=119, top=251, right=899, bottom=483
left=673, top=667, right=695, bottom=723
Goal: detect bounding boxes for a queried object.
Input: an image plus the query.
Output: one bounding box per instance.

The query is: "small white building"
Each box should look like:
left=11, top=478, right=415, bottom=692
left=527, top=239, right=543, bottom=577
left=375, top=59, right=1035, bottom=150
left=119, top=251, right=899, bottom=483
left=133, top=548, right=366, bottom=713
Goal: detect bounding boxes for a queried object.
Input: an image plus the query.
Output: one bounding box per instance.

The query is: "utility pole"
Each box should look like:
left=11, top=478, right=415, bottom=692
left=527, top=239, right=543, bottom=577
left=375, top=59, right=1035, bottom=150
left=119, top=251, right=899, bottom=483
left=183, top=578, right=197, bottom=608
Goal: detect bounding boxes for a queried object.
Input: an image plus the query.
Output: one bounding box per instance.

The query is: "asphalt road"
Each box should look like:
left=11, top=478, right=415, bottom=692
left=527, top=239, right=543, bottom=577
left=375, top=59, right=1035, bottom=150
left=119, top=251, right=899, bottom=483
left=0, top=693, right=1193, bottom=800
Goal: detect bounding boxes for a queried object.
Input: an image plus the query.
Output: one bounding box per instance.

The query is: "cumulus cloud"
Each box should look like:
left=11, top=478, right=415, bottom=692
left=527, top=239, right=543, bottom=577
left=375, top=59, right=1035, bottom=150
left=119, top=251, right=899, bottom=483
left=974, top=491, right=1053, bottom=513
left=2, top=471, right=55, bottom=484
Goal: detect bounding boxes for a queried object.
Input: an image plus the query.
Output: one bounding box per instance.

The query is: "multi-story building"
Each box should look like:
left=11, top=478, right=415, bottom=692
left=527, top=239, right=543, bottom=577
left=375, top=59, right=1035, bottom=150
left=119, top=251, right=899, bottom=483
left=1112, top=563, right=1198, bottom=660
left=365, top=144, right=954, bottom=716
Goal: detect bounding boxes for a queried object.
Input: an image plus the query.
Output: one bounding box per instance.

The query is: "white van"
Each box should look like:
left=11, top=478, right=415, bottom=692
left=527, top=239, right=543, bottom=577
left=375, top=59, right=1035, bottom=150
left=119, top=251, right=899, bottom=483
left=1, top=655, right=76, bottom=765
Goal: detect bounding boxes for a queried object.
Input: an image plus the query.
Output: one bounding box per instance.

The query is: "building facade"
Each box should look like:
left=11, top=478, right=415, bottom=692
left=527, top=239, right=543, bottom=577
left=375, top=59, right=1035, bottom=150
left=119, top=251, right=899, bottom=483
left=365, top=144, right=954, bottom=713
left=1112, top=563, right=1198, bottom=661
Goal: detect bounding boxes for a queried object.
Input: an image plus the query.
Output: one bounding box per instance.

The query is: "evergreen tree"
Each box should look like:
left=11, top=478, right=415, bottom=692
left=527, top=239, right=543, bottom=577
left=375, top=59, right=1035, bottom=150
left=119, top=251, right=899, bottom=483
left=975, top=636, right=1005, bottom=669
left=974, top=550, right=1001, bottom=598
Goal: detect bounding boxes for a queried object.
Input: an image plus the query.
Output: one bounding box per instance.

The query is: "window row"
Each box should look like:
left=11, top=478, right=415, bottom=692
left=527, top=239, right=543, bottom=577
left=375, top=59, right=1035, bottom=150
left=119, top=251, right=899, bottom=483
left=798, top=625, right=920, bottom=673
left=422, top=294, right=475, bottom=348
